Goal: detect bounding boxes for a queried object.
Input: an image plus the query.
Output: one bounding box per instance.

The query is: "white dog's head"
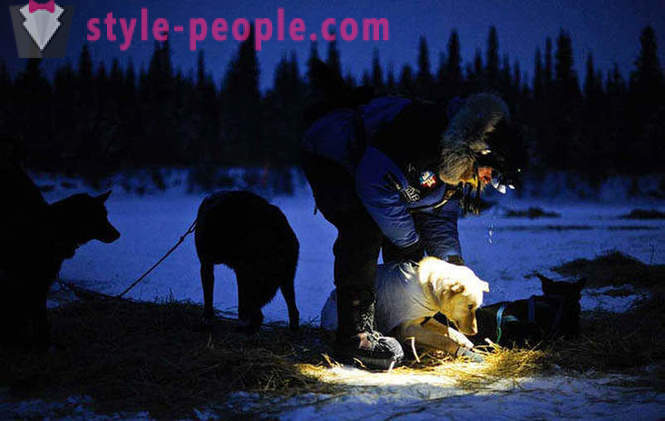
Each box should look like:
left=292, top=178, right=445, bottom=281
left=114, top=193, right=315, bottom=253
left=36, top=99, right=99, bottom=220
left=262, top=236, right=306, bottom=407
left=418, top=257, right=490, bottom=336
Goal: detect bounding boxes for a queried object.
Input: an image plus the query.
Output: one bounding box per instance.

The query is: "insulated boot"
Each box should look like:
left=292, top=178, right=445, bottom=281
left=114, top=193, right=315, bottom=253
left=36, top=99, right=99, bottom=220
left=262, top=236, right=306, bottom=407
left=334, top=290, right=404, bottom=370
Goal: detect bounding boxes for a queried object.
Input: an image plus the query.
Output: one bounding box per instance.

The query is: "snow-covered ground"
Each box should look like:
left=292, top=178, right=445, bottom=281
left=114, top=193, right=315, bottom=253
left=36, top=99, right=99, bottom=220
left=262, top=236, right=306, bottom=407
left=8, top=172, right=665, bottom=420
left=236, top=371, right=665, bottom=420
left=39, top=175, right=665, bottom=322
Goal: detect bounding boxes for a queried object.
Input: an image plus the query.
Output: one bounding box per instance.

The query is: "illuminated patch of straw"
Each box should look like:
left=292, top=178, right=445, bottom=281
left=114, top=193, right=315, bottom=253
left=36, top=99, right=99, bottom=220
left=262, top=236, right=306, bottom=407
left=295, top=344, right=546, bottom=391
left=450, top=345, right=546, bottom=390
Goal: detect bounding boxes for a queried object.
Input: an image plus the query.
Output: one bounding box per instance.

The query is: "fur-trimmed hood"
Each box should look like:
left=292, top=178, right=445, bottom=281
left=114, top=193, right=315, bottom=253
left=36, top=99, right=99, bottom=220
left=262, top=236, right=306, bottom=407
left=439, top=93, right=510, bottom=185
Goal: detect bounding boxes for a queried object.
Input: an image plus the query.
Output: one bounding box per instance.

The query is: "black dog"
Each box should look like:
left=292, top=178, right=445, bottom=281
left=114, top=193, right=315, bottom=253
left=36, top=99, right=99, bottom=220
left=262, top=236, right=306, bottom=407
left=195, top=191, right=299, bottom=332
left=473, top=274, right=586, bottom=348
left=49, top=192, right=121, bottom=259
left=0, top=163, right=120, bottom=349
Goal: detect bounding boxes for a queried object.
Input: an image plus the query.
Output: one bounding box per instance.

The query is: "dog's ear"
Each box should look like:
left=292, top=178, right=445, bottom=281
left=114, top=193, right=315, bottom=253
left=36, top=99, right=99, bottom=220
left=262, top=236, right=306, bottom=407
left=96, top=190, right=112, bottom=203
left=479, top=280, right=490, bottom=293
left=536, top=272, right=553, bottom=288
left=418, top=257, right=443, bottom=286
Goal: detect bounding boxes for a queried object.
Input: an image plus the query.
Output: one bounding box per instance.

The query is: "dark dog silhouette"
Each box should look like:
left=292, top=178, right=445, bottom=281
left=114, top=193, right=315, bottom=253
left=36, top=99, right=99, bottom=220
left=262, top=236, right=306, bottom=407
left=0, top=163, right=120, bottom=349
left=473, top=274, right=586, bottom=348
left=195, top=191, right=300, bottom=333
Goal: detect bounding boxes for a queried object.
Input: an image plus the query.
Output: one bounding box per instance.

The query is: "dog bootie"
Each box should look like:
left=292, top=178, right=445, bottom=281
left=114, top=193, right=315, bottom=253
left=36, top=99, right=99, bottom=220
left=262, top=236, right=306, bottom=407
left=455, top=346, right=484, bottom=363
left=335, top=290, right=404, bottom=370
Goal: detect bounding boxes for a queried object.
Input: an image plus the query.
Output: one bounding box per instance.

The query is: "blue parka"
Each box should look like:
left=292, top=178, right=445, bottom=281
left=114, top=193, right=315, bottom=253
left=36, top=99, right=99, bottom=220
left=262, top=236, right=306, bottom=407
left=303, top=97, right=462, bottom=259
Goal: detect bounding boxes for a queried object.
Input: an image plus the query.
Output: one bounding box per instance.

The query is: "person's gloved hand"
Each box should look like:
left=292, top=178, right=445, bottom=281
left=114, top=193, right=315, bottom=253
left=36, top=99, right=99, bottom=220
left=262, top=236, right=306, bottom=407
left=396, top=241, right=425, bottom=263
left=384, top=239, right=425, bottom=263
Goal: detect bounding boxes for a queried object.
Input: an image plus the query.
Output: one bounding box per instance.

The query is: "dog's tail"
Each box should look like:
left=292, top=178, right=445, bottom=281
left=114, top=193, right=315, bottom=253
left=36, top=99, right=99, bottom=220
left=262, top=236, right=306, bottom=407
left=304, top=58, right=375, bottom=126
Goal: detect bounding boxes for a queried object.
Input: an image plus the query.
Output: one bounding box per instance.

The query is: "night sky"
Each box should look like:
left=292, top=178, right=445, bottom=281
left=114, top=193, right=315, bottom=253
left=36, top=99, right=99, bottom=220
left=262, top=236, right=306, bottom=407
left=2, top=0, right=664, bottom=90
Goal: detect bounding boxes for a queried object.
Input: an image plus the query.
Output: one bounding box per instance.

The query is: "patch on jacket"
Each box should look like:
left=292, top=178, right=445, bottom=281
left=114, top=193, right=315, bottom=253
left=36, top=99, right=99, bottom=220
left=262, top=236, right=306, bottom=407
left=385, top=171, right=422, bottom=203
left=419, top=171, right=437, bottom=188
left=402, top=185, right=422, bottom=202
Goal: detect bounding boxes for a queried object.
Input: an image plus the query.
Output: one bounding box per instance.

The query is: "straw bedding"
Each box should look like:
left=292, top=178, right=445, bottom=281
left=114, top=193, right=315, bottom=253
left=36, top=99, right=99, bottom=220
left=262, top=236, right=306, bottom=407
left=1, top=252, right=662, bottom=417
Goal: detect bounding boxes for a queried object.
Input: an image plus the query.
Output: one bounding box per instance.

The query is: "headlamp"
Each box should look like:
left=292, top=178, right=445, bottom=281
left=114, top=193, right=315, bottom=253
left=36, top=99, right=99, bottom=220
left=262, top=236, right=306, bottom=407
left=475, top=148, right=520, bottom=194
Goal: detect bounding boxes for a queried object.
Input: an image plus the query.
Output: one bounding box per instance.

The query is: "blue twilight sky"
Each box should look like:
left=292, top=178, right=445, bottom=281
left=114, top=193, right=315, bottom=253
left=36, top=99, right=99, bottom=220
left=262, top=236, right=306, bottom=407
left=1, top=0, right=664, bottom=90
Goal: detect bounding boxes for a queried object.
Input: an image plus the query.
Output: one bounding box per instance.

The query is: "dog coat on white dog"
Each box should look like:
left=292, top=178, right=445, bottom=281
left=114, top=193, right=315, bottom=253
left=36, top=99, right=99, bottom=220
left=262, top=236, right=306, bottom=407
left=321, top=262, right=441, bottom=333
left=375, top=262, right=440, bottom=333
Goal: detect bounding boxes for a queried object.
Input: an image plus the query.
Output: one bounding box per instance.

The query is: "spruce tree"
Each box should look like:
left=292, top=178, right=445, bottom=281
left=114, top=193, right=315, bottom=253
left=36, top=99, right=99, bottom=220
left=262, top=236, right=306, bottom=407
left=444, top=30, right=463, bottom=98
left=306, top=41, right=319, bottom=84
left=533, top=47, right=544, bottom=99
left=15, top=59, right=52, bottom=168
left=544, top=37, right=553, bottom=87
left=372, top=48, right=384, bottom=93
left=584, top=53, right=603, bottom=100
left=501, top=54, right=511, bottom=94
left=630, top=26, right=664, bottom=107
left=398, top=64, right=414, bottom=95
left=196, top=50, right=206, bottom=87
left=386, top=63, right=396, bottom=94
left=52, top=62, right=76, bottom=170
left=553, top=29, right=582, bottom=170
left=486, top=26, right=499, bottom=89
left=415, top=36, right=433, bottom=98
left=220, top=26, right=262, bottom=165
left=361, top=70, right=371, bottom=87
left=192, top=51, right=220, bottom=165
left=465, top=48, right=484, bottom=92
left=326, top=38, right=342, bottom=81
left=513, top=59, right=521, bottom=93
left=554, top=30, right=580, bottom=101
left=628, top=26, right=665, bottom=172
left=473, top=48, right=483, bottom=79
left=345, top=72, right=357, bottom=88
left=436, top=52, right=446, bottom=85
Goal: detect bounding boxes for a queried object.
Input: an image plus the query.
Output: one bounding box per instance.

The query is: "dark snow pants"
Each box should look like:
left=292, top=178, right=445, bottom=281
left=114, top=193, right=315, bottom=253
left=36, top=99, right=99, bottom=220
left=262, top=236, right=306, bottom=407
left=301, top=151, right=384, bottom=334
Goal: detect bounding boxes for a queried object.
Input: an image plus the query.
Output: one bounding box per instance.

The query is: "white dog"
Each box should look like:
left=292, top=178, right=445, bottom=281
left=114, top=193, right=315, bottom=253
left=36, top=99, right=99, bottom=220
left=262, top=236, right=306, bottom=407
left=398, top=257, right=489, bottom=354
left=321, top=257, right=489, bottom=356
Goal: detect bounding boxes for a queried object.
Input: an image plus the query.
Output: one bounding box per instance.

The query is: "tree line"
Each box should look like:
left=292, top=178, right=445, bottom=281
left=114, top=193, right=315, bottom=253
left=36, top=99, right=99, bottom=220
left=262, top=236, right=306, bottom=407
left=0, top=25, right=663, bottom=187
